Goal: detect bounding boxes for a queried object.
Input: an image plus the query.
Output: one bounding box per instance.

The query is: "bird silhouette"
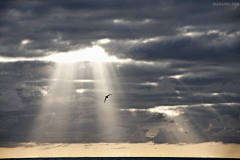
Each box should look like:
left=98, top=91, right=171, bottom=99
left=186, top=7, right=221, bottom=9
left=104, top=94, right=112, bottom=103
left=185, top=132, right=188, bottom=134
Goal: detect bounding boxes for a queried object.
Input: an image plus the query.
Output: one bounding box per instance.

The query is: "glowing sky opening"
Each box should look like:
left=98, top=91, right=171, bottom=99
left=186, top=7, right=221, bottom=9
left=45, top=46, right=119, bottom=63
left=0, top=45, right=122, bottom=63
left=27, top=44, right=125, bottom=143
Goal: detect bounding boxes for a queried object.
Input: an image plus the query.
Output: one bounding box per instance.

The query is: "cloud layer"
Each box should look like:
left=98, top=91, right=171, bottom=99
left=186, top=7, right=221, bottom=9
left=0, top=0, right=240, bottom=146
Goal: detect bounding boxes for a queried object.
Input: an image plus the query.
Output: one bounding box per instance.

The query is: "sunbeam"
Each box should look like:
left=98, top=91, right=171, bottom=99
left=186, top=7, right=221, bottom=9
left=30, top=62, right=77, bottom=143
left=29, top=45, right=125, bottom=143
left=92, top=61, right=123, bottom=142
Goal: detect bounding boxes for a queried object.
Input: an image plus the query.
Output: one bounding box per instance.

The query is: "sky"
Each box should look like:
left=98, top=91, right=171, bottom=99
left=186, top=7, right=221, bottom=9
left=0, top=0, right=240, bottom=158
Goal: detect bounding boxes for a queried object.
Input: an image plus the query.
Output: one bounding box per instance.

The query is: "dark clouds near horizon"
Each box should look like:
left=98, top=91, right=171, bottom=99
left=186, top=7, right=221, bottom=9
left=0, top=0, right=240, bottom=147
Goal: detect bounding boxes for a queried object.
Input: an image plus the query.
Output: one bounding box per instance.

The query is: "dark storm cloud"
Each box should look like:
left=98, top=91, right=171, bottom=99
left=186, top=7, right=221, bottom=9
left=149, top=103, right=240, bottom=144
left=0, top=61, right=54, bottom=113
left=0, top=105, right=168, bottom=145
left=104, top=32, right=240, bottom=62
left=0, top=90, right=25, bottom=111
left=1, top=60, right=237, bottom=110
left=1, top=0, right=239, bottom=59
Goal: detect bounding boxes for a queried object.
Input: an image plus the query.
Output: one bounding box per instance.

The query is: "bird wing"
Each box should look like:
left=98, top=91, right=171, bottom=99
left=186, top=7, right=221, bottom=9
left=107, top=94, right=112, bottom=96
left=104, top=97, right=107, bottom=103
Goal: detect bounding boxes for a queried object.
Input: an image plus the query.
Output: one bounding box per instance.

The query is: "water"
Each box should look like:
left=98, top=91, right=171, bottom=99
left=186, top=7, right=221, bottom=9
left=2, top=157, right=237, bottom=160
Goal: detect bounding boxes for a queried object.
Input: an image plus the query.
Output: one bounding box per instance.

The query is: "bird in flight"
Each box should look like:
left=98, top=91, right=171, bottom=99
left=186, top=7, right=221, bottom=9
left=104, top=94, right=112, bottom=103
left=185, top=132, right=188, bottom=134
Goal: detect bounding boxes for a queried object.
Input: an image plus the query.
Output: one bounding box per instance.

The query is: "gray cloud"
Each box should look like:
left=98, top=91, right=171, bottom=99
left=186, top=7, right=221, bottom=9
left=1, top=0, right=239, bottom=58
left=104, top=33, right=240, bottom=62
left=0, top=90, right=24, bottom=111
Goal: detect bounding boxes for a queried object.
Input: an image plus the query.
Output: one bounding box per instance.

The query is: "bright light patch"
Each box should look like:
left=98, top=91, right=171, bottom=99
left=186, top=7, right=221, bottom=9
left=21, top=39, right=31, bottom=45
left=76, top=89, right=85, bottom=93
left=142, top=19, right=154, bottom=24
left=121, top=107, right=182, bottom=117
left=73, top=79, right=94, bottom=83
left=45, top=46, right=118, bottom=62
left=97, top=39, right=111, bottom=44
left=141, top=82, right=158, bottom=86
left=184, top=32, right=203, bottom=37
left=113, top=19, right=125, bottom=23
left=149, top=107, right=182, bottom=116
left=49, top=79, right=94, bottom=83
left=142, top=37, right=162, bottom=43
left=121, top=102, right=240, bottom=117
left=207, top=30, right=220, bottom=34
left=113, top=19, right=154, bottom=25
left=170, top=75, right=183, bottom=79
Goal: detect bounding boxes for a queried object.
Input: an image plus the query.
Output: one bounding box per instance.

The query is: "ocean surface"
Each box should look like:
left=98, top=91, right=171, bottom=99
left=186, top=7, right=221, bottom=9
left=2, top=157, right=238, bottom=160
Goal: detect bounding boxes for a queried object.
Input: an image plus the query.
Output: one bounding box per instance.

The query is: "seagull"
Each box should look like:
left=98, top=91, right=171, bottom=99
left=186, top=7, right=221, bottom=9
left=104, top=94, right=112, bottom=103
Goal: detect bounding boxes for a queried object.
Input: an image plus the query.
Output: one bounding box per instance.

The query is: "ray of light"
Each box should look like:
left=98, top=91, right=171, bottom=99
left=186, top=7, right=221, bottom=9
left=29, top=62, right=78, bottom=143
left=171, top=75, right=239, bottom=139
left=28, top=45, right=125, bottom=144
left=168, top=75, right=239, bottom=144
left=92, top=61, right=123, bottom=142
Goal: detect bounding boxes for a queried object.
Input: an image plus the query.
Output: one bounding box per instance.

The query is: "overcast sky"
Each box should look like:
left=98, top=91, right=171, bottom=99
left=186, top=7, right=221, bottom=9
left=0, top=0, right=240, bottom=155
